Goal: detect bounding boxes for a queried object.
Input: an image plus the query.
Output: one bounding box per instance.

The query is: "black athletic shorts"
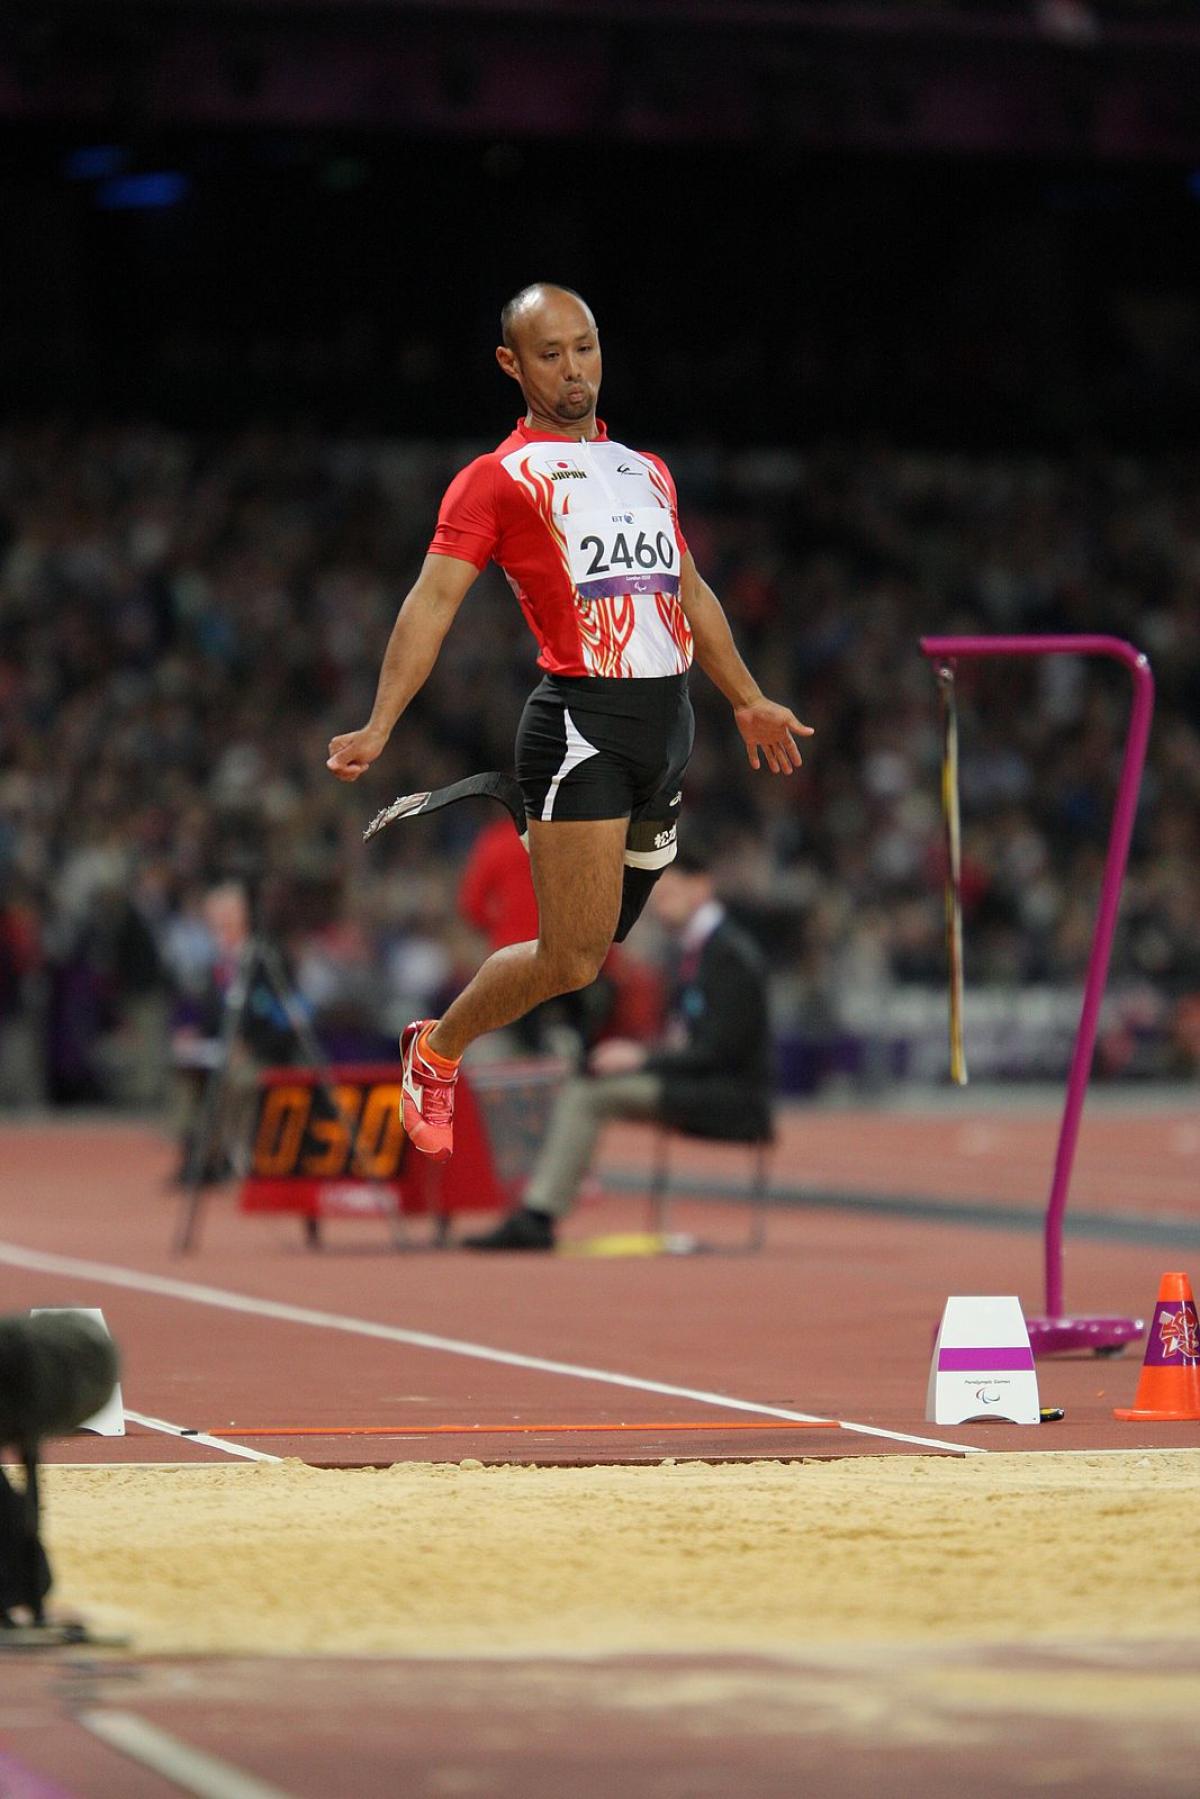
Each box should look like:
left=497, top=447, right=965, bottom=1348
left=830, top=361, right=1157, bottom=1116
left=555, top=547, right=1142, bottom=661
left=516, top=671, right=694, bottom=868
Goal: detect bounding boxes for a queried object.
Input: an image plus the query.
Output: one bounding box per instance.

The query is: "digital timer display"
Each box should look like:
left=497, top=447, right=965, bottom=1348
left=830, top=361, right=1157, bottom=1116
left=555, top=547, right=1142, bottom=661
left=239, top=1065, right=507, bottom=1228
left=249, top=1079, right=404, bottom=1182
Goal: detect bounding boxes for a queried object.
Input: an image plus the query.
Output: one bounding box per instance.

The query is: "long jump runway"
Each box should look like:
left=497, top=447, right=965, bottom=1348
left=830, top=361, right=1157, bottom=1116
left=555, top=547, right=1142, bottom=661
left=1, top=1112, right=1197, bottom=1465
left=0, top=1110, right=1197, bottom=1797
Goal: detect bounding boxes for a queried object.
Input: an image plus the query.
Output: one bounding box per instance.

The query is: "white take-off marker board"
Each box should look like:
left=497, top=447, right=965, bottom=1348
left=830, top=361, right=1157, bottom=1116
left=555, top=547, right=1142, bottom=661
left=926, top=1295, right=1040, bottom=1426
left=31, top=1306, right=125, bottom=1436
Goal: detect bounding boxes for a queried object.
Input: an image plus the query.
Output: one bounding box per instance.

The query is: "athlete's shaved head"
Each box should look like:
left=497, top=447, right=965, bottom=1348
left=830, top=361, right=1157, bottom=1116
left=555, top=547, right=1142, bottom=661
left=496, top=283, right=602, bottom=437
left=500, top=282, right=594, bottom=349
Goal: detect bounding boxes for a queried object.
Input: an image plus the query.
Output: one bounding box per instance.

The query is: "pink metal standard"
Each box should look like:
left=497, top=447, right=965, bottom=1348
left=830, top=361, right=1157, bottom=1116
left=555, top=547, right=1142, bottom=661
left=919, top=634, right=1155, bottom=1357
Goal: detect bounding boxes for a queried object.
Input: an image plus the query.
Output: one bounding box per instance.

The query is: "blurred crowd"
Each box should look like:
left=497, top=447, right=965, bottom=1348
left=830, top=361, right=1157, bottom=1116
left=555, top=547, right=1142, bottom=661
left=1, top=423, right=1198, bottom=1107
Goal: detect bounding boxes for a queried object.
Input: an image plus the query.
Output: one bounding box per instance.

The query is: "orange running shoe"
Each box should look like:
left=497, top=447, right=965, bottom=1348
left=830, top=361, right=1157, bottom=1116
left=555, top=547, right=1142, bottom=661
left=399, top=1020, right=458, bottom=1161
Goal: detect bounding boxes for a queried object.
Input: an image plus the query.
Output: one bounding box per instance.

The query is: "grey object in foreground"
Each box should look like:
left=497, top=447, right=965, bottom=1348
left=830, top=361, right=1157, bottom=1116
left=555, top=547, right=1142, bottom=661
left=0, top=1312, right=118, bottom=1448
left=0, top=1312, right=120, bottom=1633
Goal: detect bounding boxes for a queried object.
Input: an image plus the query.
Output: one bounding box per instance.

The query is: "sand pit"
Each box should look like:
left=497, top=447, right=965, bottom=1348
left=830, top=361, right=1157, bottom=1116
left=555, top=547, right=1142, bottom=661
left=40, top=1450, right=1200, bottom=1658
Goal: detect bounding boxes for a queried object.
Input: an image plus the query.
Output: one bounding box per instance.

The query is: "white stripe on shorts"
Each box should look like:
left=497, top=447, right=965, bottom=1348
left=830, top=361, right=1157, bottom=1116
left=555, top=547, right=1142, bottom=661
left=541, top=707, right=600, bottom=821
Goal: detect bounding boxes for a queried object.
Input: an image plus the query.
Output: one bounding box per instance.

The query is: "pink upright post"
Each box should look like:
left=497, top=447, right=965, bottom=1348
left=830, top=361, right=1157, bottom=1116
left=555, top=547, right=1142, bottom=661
left=919, top=634, right=1155, bottom=1357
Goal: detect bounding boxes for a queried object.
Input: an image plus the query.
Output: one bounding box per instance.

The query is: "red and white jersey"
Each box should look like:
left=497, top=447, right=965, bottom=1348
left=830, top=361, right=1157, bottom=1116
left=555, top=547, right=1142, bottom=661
left=428, top=418, right=694, bottom=679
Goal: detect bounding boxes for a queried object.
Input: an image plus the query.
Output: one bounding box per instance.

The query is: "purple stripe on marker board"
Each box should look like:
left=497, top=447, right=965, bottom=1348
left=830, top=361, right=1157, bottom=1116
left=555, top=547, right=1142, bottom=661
left=937, top=1346, right=1035, bottom=1372
left=0, top=1752, right=82, bottom=1799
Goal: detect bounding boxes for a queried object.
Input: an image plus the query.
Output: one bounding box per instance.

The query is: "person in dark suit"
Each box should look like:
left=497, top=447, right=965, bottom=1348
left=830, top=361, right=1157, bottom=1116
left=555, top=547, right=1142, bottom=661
left=464, top=837, right=771, bottom=1250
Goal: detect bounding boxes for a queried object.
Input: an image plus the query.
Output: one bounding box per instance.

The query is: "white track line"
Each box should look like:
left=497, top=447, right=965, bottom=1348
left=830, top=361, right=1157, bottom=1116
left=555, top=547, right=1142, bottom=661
left=0, top=1239, right=983, bottom=1457
left=123, top=1409, right=280, bottom=1463
left=77, top=1710, right=294, bottom=1799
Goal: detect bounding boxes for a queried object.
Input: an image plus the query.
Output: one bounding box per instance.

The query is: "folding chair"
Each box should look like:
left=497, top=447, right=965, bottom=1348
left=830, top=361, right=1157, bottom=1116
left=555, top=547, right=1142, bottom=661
left=646, top=1123, right=774, bottom=1252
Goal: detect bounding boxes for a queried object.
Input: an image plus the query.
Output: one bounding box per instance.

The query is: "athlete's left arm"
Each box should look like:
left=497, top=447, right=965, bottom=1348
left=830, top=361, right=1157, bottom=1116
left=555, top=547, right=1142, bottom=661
left=678, top=551, right=814, bottom=775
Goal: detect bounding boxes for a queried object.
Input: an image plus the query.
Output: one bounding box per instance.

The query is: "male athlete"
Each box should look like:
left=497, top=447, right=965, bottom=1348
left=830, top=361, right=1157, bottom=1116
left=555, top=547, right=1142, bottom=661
left=327, top=284, right=811, bottom=1160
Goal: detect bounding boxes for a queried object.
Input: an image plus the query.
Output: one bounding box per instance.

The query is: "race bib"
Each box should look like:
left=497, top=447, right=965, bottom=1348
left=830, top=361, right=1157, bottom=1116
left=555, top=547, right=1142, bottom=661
left=564, top=506, right=680, bottom=602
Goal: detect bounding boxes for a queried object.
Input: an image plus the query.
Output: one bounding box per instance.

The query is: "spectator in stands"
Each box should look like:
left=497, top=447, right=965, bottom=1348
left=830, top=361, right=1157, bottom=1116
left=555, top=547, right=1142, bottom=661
left=458, top=817, right=540, bottom=959
left=1, top=425, right=1199, bottom=1100
left=0, top=872, right=43, bottom=1106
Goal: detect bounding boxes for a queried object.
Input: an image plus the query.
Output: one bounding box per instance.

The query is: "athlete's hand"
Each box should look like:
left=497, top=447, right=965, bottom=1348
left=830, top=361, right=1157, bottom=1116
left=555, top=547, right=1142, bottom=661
left=733, top=699, right=814, bottom=775
left=326, top=725, right=388, bottom=782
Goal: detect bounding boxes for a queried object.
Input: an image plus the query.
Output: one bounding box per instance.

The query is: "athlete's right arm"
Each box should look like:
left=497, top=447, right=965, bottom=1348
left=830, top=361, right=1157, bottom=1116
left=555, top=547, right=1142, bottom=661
left=326, top=553, right=481, bottom=782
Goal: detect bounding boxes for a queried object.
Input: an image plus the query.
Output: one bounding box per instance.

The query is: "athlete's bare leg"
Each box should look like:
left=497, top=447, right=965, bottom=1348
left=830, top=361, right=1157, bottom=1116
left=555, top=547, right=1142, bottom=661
left=426, top=816, right=627, bottom=1063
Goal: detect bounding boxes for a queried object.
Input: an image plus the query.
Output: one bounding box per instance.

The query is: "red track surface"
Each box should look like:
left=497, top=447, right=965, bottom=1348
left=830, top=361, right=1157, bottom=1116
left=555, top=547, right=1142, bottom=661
left=605, top=1101, right=1200, bottom=1213
left=0, top=1112, right=1196, bottom=1464
left=2, top=1109, right=1198, bottom=1799
left=7, top=1646, right=1200, bottom=1799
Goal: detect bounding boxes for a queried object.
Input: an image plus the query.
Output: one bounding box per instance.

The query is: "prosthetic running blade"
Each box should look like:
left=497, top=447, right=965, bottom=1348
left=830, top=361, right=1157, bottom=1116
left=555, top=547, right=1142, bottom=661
left=364, top=772, right=526, bottom=843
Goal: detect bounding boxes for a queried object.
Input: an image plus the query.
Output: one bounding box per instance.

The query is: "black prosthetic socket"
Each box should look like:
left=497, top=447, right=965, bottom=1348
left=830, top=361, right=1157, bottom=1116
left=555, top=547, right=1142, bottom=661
left=614, top=865, right=663, bottom=943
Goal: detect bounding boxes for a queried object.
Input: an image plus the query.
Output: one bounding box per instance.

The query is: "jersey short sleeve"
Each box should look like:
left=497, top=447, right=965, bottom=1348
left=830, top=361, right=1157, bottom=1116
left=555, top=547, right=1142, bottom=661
left=641, top=451, right=689, bottom=558
left=428, top=455, right=499, bottom=570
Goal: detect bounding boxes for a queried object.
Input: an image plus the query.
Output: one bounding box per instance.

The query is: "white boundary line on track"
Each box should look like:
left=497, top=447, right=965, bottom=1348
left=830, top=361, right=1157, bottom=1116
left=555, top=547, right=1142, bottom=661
left=123, top=1408, right=281, bottom=1464
left=77, top=1710, right=294, bottom=1799
left=0, top=1238, right=984, bottom=1457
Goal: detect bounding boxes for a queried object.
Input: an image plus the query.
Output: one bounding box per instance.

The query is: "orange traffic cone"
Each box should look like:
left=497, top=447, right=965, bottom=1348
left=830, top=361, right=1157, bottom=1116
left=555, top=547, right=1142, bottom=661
left=1114, top=1272, right=1200, bottom=1422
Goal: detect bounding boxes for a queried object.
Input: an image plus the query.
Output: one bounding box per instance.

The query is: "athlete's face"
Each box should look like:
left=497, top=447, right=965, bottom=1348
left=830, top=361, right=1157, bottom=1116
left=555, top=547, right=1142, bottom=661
left=497, top=292, right=602, bottom=431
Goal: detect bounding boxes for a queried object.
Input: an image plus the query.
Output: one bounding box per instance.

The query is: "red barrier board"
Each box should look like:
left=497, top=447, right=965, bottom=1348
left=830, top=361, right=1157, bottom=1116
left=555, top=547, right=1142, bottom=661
left=239, top=1064, right=504, bottom=1222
